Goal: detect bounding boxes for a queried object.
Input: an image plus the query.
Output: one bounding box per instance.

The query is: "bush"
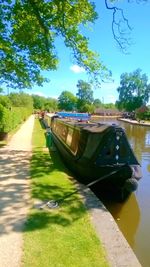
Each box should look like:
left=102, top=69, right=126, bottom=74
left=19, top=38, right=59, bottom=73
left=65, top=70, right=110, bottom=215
left=0, top=104, right=33, bottom=133
left=136, top=106, right=150, bottom=121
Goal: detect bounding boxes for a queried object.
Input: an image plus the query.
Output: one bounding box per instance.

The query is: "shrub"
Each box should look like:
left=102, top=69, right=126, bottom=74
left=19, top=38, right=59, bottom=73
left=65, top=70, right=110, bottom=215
left=0, top=105, right=33, bottom=133
left=0, top=104, right=11, bottom=132
left=136, top=105, right=150, bottom=121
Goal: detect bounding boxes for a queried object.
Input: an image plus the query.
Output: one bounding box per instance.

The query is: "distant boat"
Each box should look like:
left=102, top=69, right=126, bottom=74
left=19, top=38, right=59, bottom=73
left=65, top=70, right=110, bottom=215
left=46, top=112, right=142, bottom=201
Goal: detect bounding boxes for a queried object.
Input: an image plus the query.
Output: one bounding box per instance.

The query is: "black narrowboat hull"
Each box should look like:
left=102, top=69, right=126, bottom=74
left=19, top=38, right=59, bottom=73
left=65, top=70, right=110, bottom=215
left=49, top=115, right=141, bottom=201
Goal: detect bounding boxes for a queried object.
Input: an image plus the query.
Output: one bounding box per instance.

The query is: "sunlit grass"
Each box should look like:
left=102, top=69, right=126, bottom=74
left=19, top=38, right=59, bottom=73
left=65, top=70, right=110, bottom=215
left=22, top=118, right=109, bottom=267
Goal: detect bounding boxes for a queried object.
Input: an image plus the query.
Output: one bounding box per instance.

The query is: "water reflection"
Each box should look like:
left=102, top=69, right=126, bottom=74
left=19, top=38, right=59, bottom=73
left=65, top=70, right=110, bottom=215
left=92, top=117, right=150, bottom=267
left=104, top=193, right=140, bottom=248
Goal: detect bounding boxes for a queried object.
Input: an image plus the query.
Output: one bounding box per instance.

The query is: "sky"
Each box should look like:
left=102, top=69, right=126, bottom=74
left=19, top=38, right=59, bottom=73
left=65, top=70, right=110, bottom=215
left=23, top=0, right=150, bottom=104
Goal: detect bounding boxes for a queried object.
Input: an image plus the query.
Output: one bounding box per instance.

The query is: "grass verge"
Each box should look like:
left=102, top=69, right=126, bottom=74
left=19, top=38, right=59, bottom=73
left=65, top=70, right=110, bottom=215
left=22, top=119, right=109, bottom=267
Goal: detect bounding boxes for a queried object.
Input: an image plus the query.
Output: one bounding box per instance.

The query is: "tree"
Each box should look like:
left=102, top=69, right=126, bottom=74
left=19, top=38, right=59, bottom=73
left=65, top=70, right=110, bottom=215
left=44, top=98, right=58, bottom=112
left=93, top=99, right=102, bottom=108
left=104, top=103, right=116, bottom=109
left=32, top=95, right=47, bottom=110
left=58, top=91, right=77, bottom=111
left=1, top=0, right=106, bottom=89
left=1, top=1, right=148, bottom=90
left=76, top=80, right=94, bottom=112
left=117, top=69, right=150, bottom=111
left=9, top=92, right=33, bottom=108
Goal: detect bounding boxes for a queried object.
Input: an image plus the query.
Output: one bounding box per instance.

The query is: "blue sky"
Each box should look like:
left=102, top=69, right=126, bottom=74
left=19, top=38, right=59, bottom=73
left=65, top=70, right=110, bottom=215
left=25, top=0, right=150, bottom=104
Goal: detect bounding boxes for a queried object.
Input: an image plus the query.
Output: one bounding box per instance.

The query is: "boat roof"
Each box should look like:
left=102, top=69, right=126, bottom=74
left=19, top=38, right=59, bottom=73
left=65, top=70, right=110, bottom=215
left=56, top=112, right=91, bottom=121
left=56, top=118, right=115, bottom=133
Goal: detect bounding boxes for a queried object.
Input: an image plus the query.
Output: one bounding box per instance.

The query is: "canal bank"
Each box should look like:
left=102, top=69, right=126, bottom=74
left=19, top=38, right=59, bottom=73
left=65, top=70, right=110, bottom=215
left=77, top=183, right=142, bottom=267
left=118, top=118, right=150, bottom=127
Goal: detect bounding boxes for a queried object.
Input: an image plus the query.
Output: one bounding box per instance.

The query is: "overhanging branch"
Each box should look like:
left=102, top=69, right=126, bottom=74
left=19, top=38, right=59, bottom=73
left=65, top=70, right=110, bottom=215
left=105, top=0, right=132, bottom=53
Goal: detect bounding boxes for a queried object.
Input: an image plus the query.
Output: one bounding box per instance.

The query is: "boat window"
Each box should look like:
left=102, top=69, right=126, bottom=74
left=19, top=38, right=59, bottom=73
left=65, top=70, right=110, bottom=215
left=82, top=133, right=101, bottom=159
left=53, top=121, right=68, bottom=142
left=66, top=128, right=73, bottom=146
left=70, top=129, right=80, bottom=154
left=61, top=125, right=68, bottom=142
left=52, top=120, right=80, bottom=155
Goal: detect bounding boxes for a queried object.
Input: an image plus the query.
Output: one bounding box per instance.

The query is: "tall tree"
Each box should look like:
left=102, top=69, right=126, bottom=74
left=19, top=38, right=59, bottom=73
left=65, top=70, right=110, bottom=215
left=76, top=80, right=94, bottom=112
left=117, top=69, right=150, bottom=111
left=0, top=0, right=106, bottom=89
left=44, top=97, right=58, bottom=112
left=32, top=94, right=47, bottom=110
left=93, top=99, right=102, bottom=108
left=58, top=91, right=77, bottom=111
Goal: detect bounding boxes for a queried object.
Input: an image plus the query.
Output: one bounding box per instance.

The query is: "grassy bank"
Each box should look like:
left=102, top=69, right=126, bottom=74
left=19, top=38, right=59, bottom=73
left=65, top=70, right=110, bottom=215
left=22, top=119, right=109, bottom=267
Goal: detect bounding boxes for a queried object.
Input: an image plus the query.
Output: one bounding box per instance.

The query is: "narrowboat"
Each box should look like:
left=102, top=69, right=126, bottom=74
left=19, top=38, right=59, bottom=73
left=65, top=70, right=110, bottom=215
left=48, top=112, right=141, bottom=201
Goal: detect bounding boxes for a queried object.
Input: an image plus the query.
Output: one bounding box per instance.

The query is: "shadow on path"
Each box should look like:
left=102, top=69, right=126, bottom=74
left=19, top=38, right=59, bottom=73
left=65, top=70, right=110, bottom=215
left=0, top=148, right=31, bottom=235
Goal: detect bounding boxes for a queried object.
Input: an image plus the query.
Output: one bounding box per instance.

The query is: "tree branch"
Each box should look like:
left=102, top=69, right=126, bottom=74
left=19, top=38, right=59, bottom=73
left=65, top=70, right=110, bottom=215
left=105, top=0, right=132, bottom=53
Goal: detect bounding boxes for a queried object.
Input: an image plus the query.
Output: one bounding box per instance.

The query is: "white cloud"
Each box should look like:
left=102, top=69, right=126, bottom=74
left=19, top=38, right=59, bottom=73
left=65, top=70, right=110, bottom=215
left=70, top=65, right=85, bottom=73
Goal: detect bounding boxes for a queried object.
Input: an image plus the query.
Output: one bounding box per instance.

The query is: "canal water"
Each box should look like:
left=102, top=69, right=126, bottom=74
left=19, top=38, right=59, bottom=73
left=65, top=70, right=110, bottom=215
left=94, top=117, right=150, bottom=267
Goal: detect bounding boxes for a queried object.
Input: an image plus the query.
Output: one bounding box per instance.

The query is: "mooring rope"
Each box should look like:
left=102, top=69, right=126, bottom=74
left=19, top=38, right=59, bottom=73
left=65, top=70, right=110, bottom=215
left=40, top=165, right=129, bottom=209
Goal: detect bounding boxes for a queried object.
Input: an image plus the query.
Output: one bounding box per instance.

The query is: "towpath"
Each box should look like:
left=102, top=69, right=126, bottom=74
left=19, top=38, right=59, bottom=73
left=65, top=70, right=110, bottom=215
left=0, top=115, right=34, bottom=267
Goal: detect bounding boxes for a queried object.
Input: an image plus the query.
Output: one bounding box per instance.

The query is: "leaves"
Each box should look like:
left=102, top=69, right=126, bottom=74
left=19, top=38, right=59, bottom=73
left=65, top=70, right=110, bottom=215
left=0, top=0, right=106, bottom=89
left=58, top=91, right=77, bottom=111
left=117, top=69, right=150, bottom=111
left=76, top=79, right=94, bottom=111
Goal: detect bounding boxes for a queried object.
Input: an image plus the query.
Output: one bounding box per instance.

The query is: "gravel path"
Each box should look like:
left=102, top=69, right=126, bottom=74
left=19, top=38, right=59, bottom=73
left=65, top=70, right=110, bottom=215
left=0, top=115, right=34, bottom=267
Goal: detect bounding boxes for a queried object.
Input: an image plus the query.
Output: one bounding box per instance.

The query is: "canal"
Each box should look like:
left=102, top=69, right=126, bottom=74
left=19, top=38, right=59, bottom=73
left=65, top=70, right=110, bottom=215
left=94, top=117, right=150, bottom=267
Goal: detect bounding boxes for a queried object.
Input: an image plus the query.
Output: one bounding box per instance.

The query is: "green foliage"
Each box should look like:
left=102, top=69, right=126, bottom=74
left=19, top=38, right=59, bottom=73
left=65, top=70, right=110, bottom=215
left=117, top=69, right=150, bottom=111
left=0, top=0, right=107, bottom=89
left=76, top=80, right=94, bottom=111
left=0, top=92, right=33, bottom=133
left=32, top=95, right=46, bottom=110
left=93, top=99, right=102, bottom=108
left=0, top=105, right=32, bottom=133
left=104, top=103, right=116, bottom=109
left=44, top=97, right=58, bottom=112
left=0, top=104, right=10, bottom=132
left=0, top=95, right=11, bottom=108
left=32, top=94, right=58, bottom=111
left=58, top=91, right=77, bottom=111
left=9, top=92, right=33, bottom=107
left=136, top=106, right=150, bottom=120
left=79, top=103, right=95, bottom=113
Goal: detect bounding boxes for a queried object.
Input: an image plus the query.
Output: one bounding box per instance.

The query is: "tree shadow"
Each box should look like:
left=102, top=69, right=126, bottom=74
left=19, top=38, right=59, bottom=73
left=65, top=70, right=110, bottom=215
left=0, top=136, right=108, bottom=236
left=23, top=143, right=108, bottom=233
left=0, top=148, right=31, bottom=235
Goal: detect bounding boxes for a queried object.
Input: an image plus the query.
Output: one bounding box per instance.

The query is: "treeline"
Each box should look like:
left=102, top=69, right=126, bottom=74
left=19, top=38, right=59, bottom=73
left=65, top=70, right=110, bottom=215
left=0, top=85, right=116, bottom=135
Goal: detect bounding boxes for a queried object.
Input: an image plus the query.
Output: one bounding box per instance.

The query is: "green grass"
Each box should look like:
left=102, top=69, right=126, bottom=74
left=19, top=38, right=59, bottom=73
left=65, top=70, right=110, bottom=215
left=22, top=119, right=109, bottom=267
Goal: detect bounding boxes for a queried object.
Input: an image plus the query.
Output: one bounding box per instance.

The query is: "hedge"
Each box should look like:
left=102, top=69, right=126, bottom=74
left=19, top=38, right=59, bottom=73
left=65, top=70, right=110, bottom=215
left=0, top=104, right=33, bottom=133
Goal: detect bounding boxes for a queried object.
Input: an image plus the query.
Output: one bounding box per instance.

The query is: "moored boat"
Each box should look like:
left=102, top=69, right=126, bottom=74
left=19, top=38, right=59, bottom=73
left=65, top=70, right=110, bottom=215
left=46, top=112, right=142, bottom=201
